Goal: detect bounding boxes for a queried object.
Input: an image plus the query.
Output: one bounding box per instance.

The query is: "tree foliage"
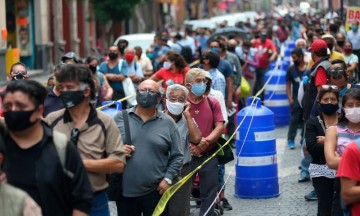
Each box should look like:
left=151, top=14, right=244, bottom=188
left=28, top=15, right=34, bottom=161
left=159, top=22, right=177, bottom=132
left=92, top=0, right=142, bottom=23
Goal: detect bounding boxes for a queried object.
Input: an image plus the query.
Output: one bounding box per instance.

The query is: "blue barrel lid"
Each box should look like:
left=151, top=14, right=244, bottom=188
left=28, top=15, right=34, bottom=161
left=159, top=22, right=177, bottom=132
left=237, top=97, right=274, bottom=127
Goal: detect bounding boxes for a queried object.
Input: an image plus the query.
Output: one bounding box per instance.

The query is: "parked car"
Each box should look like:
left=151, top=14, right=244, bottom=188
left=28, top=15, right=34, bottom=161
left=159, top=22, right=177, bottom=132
left=114, top=33, right=155, bottom=51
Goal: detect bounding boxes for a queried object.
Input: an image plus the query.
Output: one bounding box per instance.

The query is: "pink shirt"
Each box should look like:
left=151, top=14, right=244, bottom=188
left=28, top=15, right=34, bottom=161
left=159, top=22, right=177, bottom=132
left=336, top=124, right=360, bottom=156
left=188, top=96, right=224, bottom=152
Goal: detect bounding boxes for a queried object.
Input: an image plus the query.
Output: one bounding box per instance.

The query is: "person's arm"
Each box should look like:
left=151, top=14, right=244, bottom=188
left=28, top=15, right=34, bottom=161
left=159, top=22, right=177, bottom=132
left=204, top=121, right=225, bottom=145
left=101, top=74, right=113, bottom=101
left=268, top=42, right=278, bottom=62
left=129, top=63, right=144, bottom=83
left=150, top=69, right=163, bottom=82
left=286, top=80, right=293, bottom=105
left=226, top=76, right=234, bottom=108
left=72, top=210, right=88, bottom=216
left=341, top=178, right=360, bottom=205
left=347, top=62, right=357, bottom=74
left=105, top=73, right=125, bottom=82
left=23, top=195, right=42, bottom=216
left=83, top=158, right=124, bottom=173
left=183, top=102, right=202, bottom=144
left=145, top=58, right=154, bottom=77
left=324, top=126, right=341, bottom=169
left=305, top=118, right=325, bottom=158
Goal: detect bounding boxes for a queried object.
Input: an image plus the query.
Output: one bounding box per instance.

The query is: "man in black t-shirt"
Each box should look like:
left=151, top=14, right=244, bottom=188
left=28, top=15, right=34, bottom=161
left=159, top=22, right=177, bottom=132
left=286, top=48, right=307, bottom=150
left=2, top=80, right=92, bottom=216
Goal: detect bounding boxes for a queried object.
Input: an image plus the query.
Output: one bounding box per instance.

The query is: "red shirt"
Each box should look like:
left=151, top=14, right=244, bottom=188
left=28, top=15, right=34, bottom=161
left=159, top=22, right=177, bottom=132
left=314, top=66, right=328, bottom=87
left=188, top=96, right=224, bottom=152
left=252, top=39, right=276, bottom=69
left=154, top=67, right=190, bottom=89
left=337, top=141, right=360, bottom=215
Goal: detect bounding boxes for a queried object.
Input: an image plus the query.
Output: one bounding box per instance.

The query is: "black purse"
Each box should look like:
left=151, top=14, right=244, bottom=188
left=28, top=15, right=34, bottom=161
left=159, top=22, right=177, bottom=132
left=107, top=110, right=131, bottom=201
left=206, top=97, right=235, bottom=164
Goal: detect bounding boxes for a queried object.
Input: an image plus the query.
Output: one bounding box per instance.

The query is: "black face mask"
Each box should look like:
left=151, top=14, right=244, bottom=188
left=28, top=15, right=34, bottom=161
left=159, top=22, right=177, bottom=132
left=89, top=66, right=97, bottom=73
left=260, top=36, right=266, bottom=42
left=307, top=33, right=313, bottom=39
left=337, top=40, right=345, bottom=47
left=60, top=91, right=84, bottom=109
left=227, top=46, right=236, bottom=52
left=136, top=91, right=159, bottom=108
left=12, top=74, right=25, bottom=80
left=4, top=110, right=37, bottom=132
left=319, top=103, right=339, bottom=116
left=294, top=61, right=300, bottom=66
left=327, top=43, right=334, bottom=50
left=108, top=53, right=118, bottom=60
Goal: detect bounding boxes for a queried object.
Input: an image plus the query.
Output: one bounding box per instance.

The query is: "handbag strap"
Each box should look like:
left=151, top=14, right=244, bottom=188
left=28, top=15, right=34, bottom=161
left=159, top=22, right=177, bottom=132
left=317, top=115, right=327, bottom=134
left=122, top=110, right=132, bottom=145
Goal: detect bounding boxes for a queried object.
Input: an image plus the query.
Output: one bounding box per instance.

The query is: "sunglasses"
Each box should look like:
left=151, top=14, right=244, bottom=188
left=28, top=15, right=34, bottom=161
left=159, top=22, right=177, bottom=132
left=321, top=85, right=338, bottom=90
left=71, top=128, right=80, bottom=145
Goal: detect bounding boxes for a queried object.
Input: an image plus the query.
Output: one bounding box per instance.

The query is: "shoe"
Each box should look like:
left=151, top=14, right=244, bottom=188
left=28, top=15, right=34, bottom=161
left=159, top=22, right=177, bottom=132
left=298, top=176, right=310, bottom=183
left=304, top=190, right=318, bottom=201
left=221, top=197, right=233, bottom=211
left=288, top=140, right=295, bottom=149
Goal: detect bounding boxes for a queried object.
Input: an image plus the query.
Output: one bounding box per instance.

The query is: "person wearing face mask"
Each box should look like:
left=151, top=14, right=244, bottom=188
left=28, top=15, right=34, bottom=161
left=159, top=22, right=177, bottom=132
left=342, top=41, right=359, bottom=83
left=185, top=68, right=225, bottom=216
left=241, top=40, right=259, bottom=96
left=113, top=80, right=183, bottom=216
left=0, top=122, right=43, bottom=216
left=99, top=46, right=129, bottom=104
left=252, top=29, right=277, bottom=100
left=346, top=20, right=360, bottom=73
left=291, top=20, right=302, bottom=41
left=324, top=88, right=360, bottom=215
left=85, top=56, right=113, bottom=105
left=306, top=86, right=339, bottom=215
left=165, top=84, right=202, bottom=216
left=3, top=80, right=93, bottom=216
left=151, top=51, right=190, bottom=90
left=8, top=62, right=28, bottom=81
left=295, top=38, right=312, bottom=63
left=335, top=32, right=346, bottom=53
left=286, top=48, right=307, bottom=150
left=124, top=47, right=144, bottom=89
left=45, top=64, right=126, bottom=216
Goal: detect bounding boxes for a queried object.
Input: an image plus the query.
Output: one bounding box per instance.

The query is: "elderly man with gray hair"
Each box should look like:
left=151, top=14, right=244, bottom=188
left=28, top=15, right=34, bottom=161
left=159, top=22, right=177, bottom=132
left=165, top=84, right=202, bottom=216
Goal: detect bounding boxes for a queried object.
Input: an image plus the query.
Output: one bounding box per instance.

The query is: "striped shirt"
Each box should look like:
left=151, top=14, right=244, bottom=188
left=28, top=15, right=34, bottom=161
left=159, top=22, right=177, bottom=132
left=208, top=68, right=226, bottom=97
left=336, top=124, right=360, bottom=156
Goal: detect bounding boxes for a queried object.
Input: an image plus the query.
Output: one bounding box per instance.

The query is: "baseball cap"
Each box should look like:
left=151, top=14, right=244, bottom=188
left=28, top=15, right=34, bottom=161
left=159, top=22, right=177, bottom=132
left=321, top=34, right=335, bottom=41
left=308, top=39, right=328, bottom=54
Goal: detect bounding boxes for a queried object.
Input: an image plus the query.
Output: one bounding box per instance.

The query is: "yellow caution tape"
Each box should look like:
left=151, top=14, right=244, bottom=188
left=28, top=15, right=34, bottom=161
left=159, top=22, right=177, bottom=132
left=152, top=51, right=284, bottom=216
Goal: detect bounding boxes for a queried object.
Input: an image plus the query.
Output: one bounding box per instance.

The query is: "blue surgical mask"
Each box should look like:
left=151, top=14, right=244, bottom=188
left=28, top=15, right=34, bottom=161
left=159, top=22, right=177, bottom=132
left=352, top=25, right=358, bottom=31
left=340, top=87, right=348, bottom=97
left=191, top=83, right=206, bottom=97
left=146, top=53, right=153, bottom=59
left=210, top=47, right=220, bottom=54
left=294, top=22, right=300, bottom=27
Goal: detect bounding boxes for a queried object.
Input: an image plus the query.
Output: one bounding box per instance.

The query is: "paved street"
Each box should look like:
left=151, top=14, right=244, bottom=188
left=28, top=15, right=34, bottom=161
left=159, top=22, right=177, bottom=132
left=191, top=126, right=317, bottom=216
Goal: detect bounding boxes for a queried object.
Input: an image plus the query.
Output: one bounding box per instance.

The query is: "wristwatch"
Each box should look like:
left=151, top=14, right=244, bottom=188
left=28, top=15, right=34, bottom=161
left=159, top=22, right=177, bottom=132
left=164, top=177, right=172, bottom=185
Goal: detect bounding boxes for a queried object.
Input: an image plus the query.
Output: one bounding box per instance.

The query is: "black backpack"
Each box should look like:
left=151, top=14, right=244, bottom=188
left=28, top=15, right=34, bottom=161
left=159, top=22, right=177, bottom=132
left=178, top=44, right=193, bottom=64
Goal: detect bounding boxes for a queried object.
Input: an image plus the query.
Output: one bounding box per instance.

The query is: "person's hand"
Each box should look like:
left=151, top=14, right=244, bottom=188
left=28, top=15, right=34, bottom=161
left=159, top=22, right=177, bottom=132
left=190, top=144, right=203, bottom=157
left=124, top=144, right=135, bottom=158
left=198, top=137, right=209, bottom=151
left=157, top=179, right=170, bottom=195
left=104, top=93, right=112, bottom=101
left=0, top=172, right=7, bottom=183
left=334, top=151, right=341, bottom=158
left=226, top=100, right=233, bottom=109
left=288, top=98, right=294, bottom=105
left=316, top=136, right=325, bottom=144
left=269, top=56, right=276, bottom=62
left=183, top=102, right=191, bottom=118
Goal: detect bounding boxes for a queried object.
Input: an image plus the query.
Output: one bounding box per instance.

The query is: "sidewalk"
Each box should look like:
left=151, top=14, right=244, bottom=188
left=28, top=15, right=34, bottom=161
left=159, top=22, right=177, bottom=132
left=28, top=69, right=51, bottom=84
left=191, top=126, right=317, bottom=216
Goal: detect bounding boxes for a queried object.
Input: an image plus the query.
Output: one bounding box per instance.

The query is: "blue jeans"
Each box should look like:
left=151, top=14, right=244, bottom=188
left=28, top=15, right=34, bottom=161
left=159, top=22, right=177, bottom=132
left=300, top=154, right=311, bottom=178
left=90, top=191, right=110, bottom=216
left=218, top=164, right=225, bottom=191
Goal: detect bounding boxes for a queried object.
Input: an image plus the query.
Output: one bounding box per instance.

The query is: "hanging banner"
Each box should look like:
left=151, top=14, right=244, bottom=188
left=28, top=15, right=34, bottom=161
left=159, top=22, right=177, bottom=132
left=345, top=7, right=360, bottom=32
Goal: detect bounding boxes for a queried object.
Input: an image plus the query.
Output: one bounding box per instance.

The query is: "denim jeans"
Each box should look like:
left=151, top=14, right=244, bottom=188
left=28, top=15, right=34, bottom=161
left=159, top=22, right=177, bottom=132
left=90, top=191, right=110, bottom=216
left=300, top=154, right=311, bottom=178
left=287, top=100, right=303, bottom=141
left=218, top=164, right=225, bottom=191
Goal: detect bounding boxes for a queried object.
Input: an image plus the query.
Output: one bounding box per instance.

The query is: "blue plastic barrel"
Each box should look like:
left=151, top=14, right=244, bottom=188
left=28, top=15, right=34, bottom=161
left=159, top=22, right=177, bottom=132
left=101, top=101, right=122, bottom=117
left=235, top=97, right=279, bottom=198
left=264, top=69, right=290, bottom=127
left=285, top=40, right=296, bottom=50
left=269, top=60, right=290, bottom=71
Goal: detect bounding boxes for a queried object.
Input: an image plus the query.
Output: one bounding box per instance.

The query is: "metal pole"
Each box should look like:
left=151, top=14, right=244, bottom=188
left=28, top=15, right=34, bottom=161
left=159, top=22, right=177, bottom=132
left=340, top=0, right=344, bottom=21
left=83, top=0, right=90, bottom=58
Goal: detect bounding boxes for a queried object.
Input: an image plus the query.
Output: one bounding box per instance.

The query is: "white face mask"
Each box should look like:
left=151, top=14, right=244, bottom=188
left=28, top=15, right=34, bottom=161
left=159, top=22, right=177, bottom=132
left=163, top=61, right=172, bottom=70
left=166, top=99, right=185, bottom=116
left=344, top=107, right=360, bottom=124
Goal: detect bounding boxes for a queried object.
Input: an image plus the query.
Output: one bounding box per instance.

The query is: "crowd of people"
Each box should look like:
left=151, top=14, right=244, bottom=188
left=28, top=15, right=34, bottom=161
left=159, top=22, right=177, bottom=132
left=1, top=8, right=360, bottom=216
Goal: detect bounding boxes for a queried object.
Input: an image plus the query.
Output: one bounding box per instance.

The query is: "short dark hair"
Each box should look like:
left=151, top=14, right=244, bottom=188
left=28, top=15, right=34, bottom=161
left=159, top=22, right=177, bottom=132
left=318, top=88, right=339, bottom=103
left=2, top=80, right=47, bottom=108
left=56, top=64, right=96, bottom=100
left=330, top=59, right=348, bottom=81
left=85, top=56, right=99, bottom=64
left=10, top=62, right=27, bottom=74
left=291, top=48, right=304, bottom=57
left=202, top=50, right=220, bottom=68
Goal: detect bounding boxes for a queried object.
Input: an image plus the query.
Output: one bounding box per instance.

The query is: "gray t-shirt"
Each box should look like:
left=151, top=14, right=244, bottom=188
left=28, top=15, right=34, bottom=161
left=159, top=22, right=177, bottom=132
left=114, top=107, right=183, bottom=197
left=176, top=115, right=191, bottom=165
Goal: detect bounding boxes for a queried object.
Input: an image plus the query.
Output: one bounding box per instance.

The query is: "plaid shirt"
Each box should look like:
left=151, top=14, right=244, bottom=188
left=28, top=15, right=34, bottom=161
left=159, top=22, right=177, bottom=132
left=209, top=68, right=226, bottom=97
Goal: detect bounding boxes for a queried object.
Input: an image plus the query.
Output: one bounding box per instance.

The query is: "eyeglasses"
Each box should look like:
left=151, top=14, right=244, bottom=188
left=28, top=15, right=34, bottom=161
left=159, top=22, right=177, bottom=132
left=168, top=97, right=186, bottom=103
left=71, top=128, right=80, bottom=145
left=12, top=70, right=26, bottom=76
left=321, top=85, right=338, bottom=90
left=137, top=89, right=160, bottom=96
left=193, top=78, right=208, bottom=84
